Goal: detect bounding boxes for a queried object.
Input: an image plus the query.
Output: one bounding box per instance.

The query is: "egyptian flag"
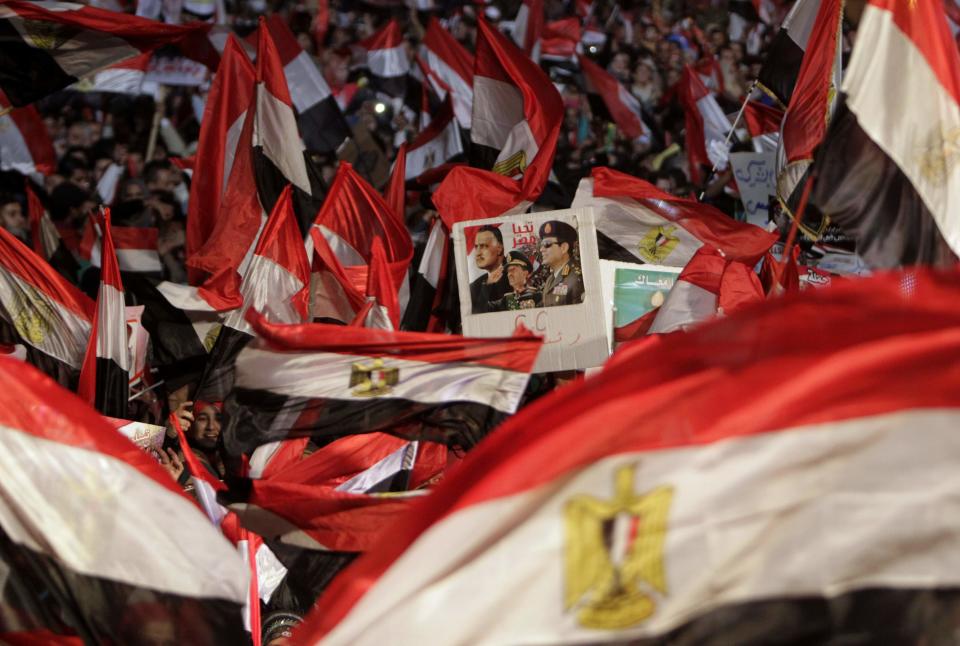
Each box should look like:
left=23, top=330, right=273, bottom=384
left=757, top=0, right=820, bottom=106
left=571, top=168, right=777, bottom=266
left=77, top=210, right=128, bottom=418
left=26, top=183, right=80, bottom=284
left=541, top=17, right=581, bottom=66
left=0, top=358, right=248, bottom=643
left=354, top=20, right=410, bottom=98
left=400, top=218, right=449, bottom=332
left=0, top=226, right=93, bottom=386
left=295, top=267, right=960, bottom=646
left=196, top=185, right=310, bottom=402
left=646, top=247, right=764, bottom=334
left=472, top=17, right=562, bottom=186
left=263, top=14, right=349, bottom=154
left=83, top=50, right=156, bottom=95
left=579, top=54, right=652, bottom=142
left=810, top=0, right=960, bottom=268
left=186, top=34, right=255, bottom=286
left=420, top=17, right=474, bottom=129
left=776, top=0, right=842, bottom=239
left=363, top=238, right=400, bottom=330
left=678, top=65, right=731, bottom=185
left=312, top=162, right=414, bottom=311
left=404, top=96, right=465, bottom=181
left=79, top=218, right=163, bottom=275
left=510, top=0, right=544, bottom=62
left=0, top=92, right=55, bottom=176
left=308, top=228, right=367, bottom=324
left=744, top=100, right=782, bottom=152
left=222, top=310, right=543, bottom=457
left=0, top=0, right=217, bottom=106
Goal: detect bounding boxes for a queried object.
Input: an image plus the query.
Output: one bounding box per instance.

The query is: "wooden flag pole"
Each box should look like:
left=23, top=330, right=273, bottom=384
left=144, top=85, right=169, bottom=162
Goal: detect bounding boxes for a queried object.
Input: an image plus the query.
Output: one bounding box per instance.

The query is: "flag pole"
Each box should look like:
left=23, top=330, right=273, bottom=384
left=129, top=379, right=166, bottom=401
left=145, top=85, right=169, bottom=162
left=774, top=171, right=817, bottom=286
left=698, top=80, right=757, bottom=201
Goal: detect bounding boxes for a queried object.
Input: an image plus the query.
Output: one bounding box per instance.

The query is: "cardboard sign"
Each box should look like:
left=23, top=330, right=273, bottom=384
left=115, top=420, right=166, bottom=452
left=453, top=207, right=608, bottom=373
left=730, top=151, right=776, bottom=228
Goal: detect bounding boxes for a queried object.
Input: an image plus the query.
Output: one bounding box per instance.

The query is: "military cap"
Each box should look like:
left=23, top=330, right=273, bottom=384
left=539, top=220, right=578, bottom=247
left=505, top=250, right=533, bottom=272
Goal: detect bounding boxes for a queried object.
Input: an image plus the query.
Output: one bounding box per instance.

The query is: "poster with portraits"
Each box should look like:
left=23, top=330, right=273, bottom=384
left=453, top=207, right=608, bottom=373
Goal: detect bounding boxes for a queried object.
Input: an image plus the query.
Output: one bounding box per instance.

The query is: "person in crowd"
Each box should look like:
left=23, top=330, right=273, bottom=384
left=490, top=251, right=541, bottom=311
left=0, top=194, right=27, bottom=243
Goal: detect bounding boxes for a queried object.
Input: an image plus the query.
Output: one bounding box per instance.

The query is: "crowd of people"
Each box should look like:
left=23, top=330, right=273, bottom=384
left=0, top=0, right=805, bottom=641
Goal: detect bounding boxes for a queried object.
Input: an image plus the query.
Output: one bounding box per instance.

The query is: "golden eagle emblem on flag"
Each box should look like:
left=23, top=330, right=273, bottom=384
left=23, top=20, right=75, bottom=51
left=563, top=465, right=673, bottom=630
left=492, top=150, right=527, bottom=178
left=350, top=358, right=399, bottom=397
left=12, top=289, right=54, bottom=345
left=637, top=225, right=680, bottom=264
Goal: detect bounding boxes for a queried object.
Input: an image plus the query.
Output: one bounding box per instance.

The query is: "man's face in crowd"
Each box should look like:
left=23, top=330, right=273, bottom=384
left=0, top=202, right=26, bottom=235
left=541, top=237, right=567, bottom=270
left=147, top=168, right=176, bottom=193
left=475, top=230, right=503, bottom=272
left=507, top=265, right=529, bottom=292
left=190, top=405, right=221, bottom=450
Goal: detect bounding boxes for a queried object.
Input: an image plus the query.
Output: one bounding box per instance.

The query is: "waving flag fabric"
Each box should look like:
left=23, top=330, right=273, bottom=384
left=223, top=310, right=542, bottom=457
left=0, top=358, right=247, bottom=642
left=0, top=92, right=56, bottom=176
left=579, top=54, right=652, bottom=141
left=354, top=20, right=409, bottom=97
left=810, top=0, right=960, bottom=267
left=420, top=17, right=474, bottom=129
left=0, top=0, right=216, bottom=106
left=295, top=268, right=960, bottom=646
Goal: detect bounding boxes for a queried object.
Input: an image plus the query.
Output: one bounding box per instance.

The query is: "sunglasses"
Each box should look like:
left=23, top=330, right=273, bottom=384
left=540, top=241, right=557, bottom=249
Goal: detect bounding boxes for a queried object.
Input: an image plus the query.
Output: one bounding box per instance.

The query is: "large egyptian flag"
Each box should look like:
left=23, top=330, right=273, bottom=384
left=264, top=14, right=349, bottom=153
left=0, top=0, right=217, bottom=106
left=0, top=226, right=93, bottom=386
left=420, top=17, right=474, bottom=129
left=579, top=54, right=652, bottom=142
left=571, top=168, right=777, bottom=266
left=757, top=0, right=820, bottom=106
left=295, top=267, right=960, bottom=645
left=810, top=0, right=960, bottom=267
left=186, top=34, right=255, bottom=285
left=77, top=210, right=129, bottom=418
left=0, top=92, right=55, bottom=176
left=0, top=358, right=248, bottom=643
left=196, top=185, right=310, bottom=401
left=354, top=20, right=410, bottom=98
left=776, top=0, right=842, bottom=239
left=222, top=310, right=543, bottom=457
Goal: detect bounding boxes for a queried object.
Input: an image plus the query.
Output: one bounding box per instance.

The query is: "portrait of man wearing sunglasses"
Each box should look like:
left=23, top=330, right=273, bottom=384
left=538, top=220, right=585, bottom=308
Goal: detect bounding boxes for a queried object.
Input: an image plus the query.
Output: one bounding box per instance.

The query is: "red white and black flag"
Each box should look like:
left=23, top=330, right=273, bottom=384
left=757, top=0, right=820, bottom=106
left=79, top=217, right=163, bottom=275
left=26, top=182, right=80, bottom=284
left=195, top=184, right=311, bottom=401
left=0, top=0, right=217, bottom=106
left=0, top=225, right=93, bottom=386
left=222, top=310, right=542, bottom=457
left=810, top=0, right=960, bottom=267
left=404, top=96, right=465, bottom=182
left=510, top=0, right=544, bottom=62
left=77, top=209, right=129, bottom=418
left=420, top=17, right=474, bottom=129
left=678, top=65, right=732, bottom=185
left=572, top=167, right=777, bottom=267
left=263, top=14, right=349, bottom=154
left=0, top=358, right=248, bottom=643
left=185, top=33, right=255, bottom=286
left=354, top=19, right=410, bottom=98
left=0, top=91, right=56, bottom=177
left=295, top=268, right=960, bottom=645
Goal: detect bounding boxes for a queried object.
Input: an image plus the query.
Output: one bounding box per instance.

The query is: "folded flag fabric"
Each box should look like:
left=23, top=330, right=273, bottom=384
left=0, top=357, right=247, bottom=642
left=420, top=17, right=474, bottom=129
left=0, top=91, right=56, bottom=176
left=222, top=310, right=543, bottom=457
left=0, top=0, right=216, bottom=106
left=572, top=167, right=777, bottom=266
left=296, top=267, right=960, bottom=645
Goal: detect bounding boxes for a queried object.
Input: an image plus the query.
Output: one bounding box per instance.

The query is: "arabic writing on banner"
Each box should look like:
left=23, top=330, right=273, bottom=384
left=730, top=152, right=776, bottom=228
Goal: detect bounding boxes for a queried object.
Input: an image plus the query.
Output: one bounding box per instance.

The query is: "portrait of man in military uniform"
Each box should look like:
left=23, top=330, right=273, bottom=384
left=539, top=220, right=585, bottom=308
left=489, top=251, right=541, bottom=311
